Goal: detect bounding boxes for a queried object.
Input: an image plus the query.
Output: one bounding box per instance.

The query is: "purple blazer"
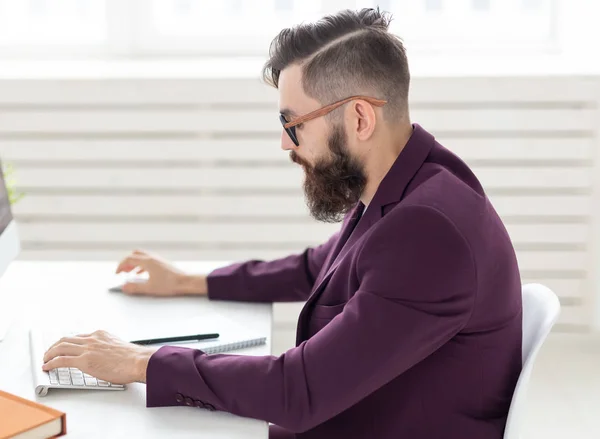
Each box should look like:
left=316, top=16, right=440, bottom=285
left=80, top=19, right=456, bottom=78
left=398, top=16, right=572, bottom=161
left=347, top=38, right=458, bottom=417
left=146, top=124, right=523, bottom=439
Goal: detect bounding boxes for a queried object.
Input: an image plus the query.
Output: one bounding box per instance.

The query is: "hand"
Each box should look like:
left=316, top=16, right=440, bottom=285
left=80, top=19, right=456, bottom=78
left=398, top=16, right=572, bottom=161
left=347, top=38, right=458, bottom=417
left=42, top=330, right=157, bottom=384
left=115, top=249, right=206, bottom=296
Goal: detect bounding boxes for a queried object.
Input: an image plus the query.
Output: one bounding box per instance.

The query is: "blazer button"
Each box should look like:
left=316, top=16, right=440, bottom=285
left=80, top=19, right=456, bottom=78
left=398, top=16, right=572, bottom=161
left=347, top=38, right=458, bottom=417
left=205, top=403, right=216, bottom=411
left=185, top=397, right=194, bottom=407
left=175, top=393, right=184, bottom=403
left=194, top=399, right=205, bottom=408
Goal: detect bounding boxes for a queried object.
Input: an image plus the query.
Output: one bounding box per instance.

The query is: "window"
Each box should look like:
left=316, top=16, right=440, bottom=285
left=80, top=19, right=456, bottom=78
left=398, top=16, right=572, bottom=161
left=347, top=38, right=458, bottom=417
left=0, top=0, right=585, bottom=58
left=367, top=0, right=555, bottom=52
left=139, top=0, right=557, bottom=55
left=136, top=0, right=327, bottom=55
left=0, top=0, right=106, bottom=49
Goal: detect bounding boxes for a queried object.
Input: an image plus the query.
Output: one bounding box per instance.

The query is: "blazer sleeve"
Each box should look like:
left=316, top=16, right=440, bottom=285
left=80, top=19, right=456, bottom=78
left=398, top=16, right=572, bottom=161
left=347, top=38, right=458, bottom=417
left=146, top=205, right=477, bottom=433
left=206, top=230, right=340, bottom=303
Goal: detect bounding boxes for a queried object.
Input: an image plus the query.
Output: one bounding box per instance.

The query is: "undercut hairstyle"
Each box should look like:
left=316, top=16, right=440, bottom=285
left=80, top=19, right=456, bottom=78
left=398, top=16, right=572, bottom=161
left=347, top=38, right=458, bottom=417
left=262, top=7, right=410, bottom=123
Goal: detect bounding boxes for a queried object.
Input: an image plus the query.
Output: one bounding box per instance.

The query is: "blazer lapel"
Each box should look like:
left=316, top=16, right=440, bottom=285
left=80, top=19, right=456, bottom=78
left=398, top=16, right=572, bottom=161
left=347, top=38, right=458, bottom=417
left=312, top=202, right=364, bottom=288
left=295, top=204, right=365, bottom=345
left=315, top=202, right=380, bottom=289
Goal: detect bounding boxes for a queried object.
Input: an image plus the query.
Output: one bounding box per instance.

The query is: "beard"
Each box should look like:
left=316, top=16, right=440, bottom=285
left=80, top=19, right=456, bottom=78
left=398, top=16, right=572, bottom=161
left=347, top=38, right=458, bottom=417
left=290, top=124, right=367, bottom=223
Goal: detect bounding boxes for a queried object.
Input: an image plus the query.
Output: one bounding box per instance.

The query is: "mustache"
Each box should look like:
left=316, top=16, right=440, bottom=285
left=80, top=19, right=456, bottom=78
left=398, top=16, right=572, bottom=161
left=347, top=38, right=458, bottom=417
left=290, top=151, right=310, bottom=168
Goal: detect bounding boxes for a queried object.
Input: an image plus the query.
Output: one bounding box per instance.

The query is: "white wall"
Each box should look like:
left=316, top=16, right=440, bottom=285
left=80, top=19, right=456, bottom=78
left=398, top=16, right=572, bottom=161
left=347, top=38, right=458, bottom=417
left=0, top=73, right=598, bottom=352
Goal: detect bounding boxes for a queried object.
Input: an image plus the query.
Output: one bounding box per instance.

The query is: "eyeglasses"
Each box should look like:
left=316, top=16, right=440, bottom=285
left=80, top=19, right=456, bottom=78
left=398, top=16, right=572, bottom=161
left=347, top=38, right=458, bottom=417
left=279, top=95, right=387, bottom=147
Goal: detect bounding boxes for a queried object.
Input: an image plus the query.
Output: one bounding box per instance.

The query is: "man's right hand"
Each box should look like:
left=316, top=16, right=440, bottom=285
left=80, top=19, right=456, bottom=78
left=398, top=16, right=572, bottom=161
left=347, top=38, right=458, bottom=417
left=115, top=249, right=208, bottom=297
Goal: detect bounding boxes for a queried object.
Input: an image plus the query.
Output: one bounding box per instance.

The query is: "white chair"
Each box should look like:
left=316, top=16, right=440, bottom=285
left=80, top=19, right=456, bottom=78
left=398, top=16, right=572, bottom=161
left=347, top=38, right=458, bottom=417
left=503, top=283, right=561, bottom=439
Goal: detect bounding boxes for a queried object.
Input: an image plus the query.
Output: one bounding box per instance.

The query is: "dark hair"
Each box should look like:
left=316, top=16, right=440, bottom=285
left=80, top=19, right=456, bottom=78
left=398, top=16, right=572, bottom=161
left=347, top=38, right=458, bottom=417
left=262, top=8, right=410, bottom=123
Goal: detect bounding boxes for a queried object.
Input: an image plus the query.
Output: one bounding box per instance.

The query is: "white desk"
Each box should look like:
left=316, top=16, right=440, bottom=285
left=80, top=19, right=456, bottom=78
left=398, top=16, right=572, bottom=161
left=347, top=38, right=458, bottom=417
left=0, top=261, right=271, bottom=439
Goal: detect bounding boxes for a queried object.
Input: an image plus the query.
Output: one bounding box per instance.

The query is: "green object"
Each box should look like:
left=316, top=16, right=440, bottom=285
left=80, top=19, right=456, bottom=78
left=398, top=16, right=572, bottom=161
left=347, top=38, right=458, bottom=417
left=1, top=162, right=24, bottom=205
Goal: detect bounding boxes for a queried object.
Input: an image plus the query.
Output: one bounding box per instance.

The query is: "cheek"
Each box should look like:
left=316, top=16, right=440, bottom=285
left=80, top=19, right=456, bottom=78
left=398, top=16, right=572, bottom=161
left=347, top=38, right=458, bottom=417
left=302, top=129, right=328, bottom=163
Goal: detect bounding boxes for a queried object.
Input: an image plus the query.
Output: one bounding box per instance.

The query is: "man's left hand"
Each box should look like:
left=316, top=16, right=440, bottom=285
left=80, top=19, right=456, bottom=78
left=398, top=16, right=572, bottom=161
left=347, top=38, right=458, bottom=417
left=42, top=330, right=157, bottom=384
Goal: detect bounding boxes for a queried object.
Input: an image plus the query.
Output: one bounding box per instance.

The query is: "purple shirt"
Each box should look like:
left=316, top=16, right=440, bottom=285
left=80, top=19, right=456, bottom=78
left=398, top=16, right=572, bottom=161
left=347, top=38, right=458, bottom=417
left=146, top=123, right=522, bottom=439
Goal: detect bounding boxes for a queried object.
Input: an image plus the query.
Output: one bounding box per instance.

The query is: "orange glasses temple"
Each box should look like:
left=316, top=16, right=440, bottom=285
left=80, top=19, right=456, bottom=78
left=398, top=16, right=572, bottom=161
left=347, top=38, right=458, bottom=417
left=283, top=95, right=387, bottom=129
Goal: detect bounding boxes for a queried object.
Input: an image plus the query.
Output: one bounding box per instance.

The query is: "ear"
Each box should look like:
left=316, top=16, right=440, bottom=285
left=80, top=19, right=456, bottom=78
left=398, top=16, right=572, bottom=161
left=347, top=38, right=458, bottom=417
left=349, top=100, right=377, bottom=141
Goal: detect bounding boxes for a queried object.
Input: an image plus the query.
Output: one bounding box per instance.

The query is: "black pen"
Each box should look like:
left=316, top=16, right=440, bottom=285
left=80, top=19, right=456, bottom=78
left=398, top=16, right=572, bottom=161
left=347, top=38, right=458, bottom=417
left=130, top=333, right=220, bottom=345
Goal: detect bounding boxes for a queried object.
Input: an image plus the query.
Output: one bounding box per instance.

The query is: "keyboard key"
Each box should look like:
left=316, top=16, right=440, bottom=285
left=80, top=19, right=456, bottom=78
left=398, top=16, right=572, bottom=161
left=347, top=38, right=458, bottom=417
left=49, top=370, right=59, bottom=384
left=98, top=380, right=110, bottom=387
left=71, top=377, right=85, bottom=386
left=58, top=376, right=71, bottom=385
left=110, top=384, right=124, bottom=388
left=84, top=377, right=98, bottom=386
left=70, top=370, right=84, bottom=379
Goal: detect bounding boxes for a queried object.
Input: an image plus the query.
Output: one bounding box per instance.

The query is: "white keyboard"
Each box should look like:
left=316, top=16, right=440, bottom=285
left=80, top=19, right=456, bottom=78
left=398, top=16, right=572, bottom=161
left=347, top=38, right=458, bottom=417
left=47, top=367, right=122, bottom=388
left=29, top=327, right=126, bottom=396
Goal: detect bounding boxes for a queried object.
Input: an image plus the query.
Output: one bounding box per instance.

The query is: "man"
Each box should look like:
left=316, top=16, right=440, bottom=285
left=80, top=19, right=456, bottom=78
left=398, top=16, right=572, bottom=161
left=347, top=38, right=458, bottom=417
left=43, top=8, right=523, bottom=438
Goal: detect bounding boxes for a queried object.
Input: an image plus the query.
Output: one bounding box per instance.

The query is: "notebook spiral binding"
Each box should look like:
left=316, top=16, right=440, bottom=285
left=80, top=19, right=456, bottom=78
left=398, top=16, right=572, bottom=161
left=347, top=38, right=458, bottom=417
left=202, top=337, right=267, bottom=355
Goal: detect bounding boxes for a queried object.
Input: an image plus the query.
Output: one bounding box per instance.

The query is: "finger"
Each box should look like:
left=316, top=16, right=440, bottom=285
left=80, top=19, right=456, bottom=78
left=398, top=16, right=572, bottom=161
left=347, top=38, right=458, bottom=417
left=115, top=254, right=141, bottom=273
left=43, top=342, right=85, bottom=363
left=116, top=255, right=149, bottom=274
left=115, top=258, right=139, bottom=274
left=122, top=280, right=149, bottom=295
left=133, top=249, right=148, bottom=255
left=72, top=333, right=94, bottom=339
left=134, top=267, right=146, bottom=275
left=45, top=335, right=89, bottom=353
left=63, top=335, right=90, bottom=344
left=42, top=356, right=80, bottom=371
left=115, top=260, right=132, bottom=274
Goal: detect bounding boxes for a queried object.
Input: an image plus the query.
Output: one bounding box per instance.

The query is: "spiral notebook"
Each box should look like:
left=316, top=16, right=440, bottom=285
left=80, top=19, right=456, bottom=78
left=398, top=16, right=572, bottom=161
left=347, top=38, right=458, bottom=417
left=37, top=312, right=267, bottom=356
left=127, top=313, right=268, bottom=355
left=193, top=333, right=267, bottom=355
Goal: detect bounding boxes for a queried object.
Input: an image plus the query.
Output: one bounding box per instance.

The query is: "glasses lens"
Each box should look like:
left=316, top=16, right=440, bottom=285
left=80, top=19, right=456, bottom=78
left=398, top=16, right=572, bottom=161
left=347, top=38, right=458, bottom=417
left=280, top=114, right=299, bottom=146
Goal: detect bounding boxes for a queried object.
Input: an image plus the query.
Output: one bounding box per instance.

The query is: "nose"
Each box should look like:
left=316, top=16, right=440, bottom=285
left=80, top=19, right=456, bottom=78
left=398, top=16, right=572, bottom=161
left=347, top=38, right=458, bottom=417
left=281, top=130, right=296, bottom=151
